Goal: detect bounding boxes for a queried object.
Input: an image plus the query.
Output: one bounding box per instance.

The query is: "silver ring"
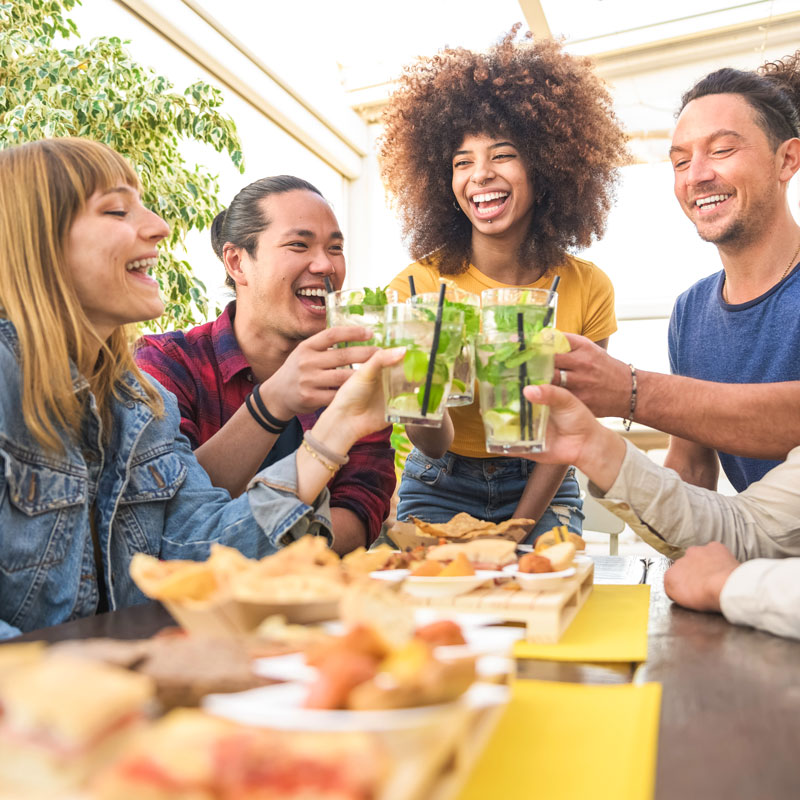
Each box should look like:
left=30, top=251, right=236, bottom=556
left=559, top=369, right=568, bottom=388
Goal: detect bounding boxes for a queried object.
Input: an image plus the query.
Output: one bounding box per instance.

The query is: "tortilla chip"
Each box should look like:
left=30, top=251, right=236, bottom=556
left=410, top=512, right=494, bottom=540
left=130, top=554, right=221, bottom=603
left=341, top=544, right=396, bottom=575
left=255, top=535, right=340, bottom=577
left=207, top=544, right=254, bottom=580
left=232, top=572, right=345, bottom=604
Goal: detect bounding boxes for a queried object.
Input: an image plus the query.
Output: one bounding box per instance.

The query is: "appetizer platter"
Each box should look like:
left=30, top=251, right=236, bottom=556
left=368, top=526, right=594, bottom=643
left=0, top=523, right=595, bottom=799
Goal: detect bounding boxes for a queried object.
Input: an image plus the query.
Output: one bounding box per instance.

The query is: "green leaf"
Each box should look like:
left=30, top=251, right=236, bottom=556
left=0, top=0, right=244, bottom=331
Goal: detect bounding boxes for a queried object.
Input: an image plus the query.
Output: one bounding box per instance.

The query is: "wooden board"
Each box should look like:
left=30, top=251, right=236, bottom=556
left=402, top=559, right=593, bottom=643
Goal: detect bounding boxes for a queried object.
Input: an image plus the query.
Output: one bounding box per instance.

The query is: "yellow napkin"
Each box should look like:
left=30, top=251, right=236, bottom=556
left=457, top=679, right=662, bottom=800
left=514, top=585, right=650, bottom=662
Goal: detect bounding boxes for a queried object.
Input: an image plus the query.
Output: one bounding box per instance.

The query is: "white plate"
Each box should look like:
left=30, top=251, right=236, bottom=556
left=203, top=681, right=508, bottom=732
left=253, top=652, right=315, bottom=683
left=439, top=625, right=525, bottom=656
left=517, top=543, right=589, bottom=556
left=412, top=609, right=506, bottom=628
left=369, top=568, right=410, bottom=583
left=254, top=650, right=513, bottom=683
left=503, top=562, right=576, bottom=592
left=402, top=570, right=503, bottom=598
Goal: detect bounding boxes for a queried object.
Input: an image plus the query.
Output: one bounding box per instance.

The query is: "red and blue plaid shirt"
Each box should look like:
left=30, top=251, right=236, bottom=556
left=134, top=302, right=395, bottom=544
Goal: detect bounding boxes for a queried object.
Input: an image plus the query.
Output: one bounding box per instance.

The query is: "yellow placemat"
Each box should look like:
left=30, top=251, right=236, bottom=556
left=457, top=679, right=662, bottom=800
left=514, top=584, right=650, bottom=662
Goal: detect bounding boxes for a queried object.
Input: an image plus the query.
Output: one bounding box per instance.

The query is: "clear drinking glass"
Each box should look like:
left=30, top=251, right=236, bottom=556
left=475, top=332, right=555, bottom=453
left=480, top=287, right=557, bottom=342
left=325, top=289, right=398, bottom=364
left=382, top=304, right=464, bottom=427
left=409, top=288, right=480, bottom=406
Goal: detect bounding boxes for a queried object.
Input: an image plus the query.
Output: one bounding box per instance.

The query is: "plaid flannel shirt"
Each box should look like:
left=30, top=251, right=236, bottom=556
left=134, top=302, right=395, bottom=544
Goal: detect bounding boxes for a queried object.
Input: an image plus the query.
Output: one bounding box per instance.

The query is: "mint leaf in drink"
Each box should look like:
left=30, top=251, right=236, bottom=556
left=363, top=286, right=391, bottom=306
left=422, top=381, right=445, bottom=412
left=403, top=349, right=429, bottom=383
left=505, top=346, right=536, bottom=368
left=345, top=303, right=365, bottom=315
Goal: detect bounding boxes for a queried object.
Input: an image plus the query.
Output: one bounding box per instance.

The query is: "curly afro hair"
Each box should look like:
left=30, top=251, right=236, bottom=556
left=379, top=27, right=629, bottom=275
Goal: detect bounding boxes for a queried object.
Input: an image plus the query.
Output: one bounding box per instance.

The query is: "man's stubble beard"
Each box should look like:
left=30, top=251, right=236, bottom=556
left=696, top=191, right=777, bottom=251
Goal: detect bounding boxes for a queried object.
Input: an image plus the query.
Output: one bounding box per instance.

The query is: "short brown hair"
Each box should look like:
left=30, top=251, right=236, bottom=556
left=679, top=51, right=800, bottom=150
left=379, top=28, right=629, bottom=274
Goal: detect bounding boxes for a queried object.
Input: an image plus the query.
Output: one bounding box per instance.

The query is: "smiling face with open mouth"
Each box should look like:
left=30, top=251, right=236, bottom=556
left=234, top=190, right=345, bottom=343
left=66, top=184, right=170, bottom=341
left=670, top=93, right=787, bottom=247
left=451, top=134, right=535, bottom=241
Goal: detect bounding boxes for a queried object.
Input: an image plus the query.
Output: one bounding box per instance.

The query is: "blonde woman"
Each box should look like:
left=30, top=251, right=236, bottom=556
left=0, top=138, right=402, bottom=639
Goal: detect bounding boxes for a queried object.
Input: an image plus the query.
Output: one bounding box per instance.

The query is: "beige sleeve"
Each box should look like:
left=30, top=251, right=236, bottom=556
left=590, top=441, right=800, bottom=561
left=720, top=559, right=800, bottom=640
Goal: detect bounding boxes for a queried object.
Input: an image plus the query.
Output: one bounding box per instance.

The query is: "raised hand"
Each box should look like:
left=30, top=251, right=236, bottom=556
left=553, top=333, right=633, bottom=418
left=522, top=383, right=627, bottom=493
left=259, top=326, right=379, bottom=421
left=312, top=347, right=406, bottom=452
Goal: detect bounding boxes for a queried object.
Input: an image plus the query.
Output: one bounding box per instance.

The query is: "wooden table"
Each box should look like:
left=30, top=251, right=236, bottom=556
left=12, top=559, right=800, bottom=800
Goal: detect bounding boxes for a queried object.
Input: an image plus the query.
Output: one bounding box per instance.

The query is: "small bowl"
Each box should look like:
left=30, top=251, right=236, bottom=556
left=369, top=568, right=410, bottom=583
left=401, top=570, right=498, bottom=598
left=503, top=563, right=576, bottom=592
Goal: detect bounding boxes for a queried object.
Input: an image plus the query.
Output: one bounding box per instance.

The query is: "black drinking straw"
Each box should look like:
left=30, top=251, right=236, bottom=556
left=408, top=275, right=416, bottom=297
left=542, top=275, right=560, bottom=327
left=420, top=283, right=447, bottom=416
left=517, top=312, right=530, bottom=440
left=323, top=276, right=333, bottom=294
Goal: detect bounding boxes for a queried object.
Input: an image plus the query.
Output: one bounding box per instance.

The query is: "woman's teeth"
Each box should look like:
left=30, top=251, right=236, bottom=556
left=297, top=288, right=326, bottom=297
left=472, top=191, right=509, bottom=212
left=126, top=257, right=158, bottom=271
left=472, top=191, right=508, bottom=205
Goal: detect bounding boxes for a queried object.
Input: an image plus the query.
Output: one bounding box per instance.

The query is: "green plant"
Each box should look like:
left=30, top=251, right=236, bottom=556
left=0, top=0, right=244, bottom=330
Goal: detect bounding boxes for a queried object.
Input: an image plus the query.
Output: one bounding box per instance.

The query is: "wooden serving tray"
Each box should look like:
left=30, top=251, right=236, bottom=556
left=402, top=559, right=594, bottom=643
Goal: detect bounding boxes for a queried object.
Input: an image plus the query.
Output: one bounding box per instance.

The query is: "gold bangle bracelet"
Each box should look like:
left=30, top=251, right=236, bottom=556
left=301, top=440, right=339, bottom=474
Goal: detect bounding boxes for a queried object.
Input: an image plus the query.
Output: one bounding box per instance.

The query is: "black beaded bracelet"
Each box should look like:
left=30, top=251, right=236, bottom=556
left=251, top=383, right=292, bottom=432
left=244, top=391, right=284, bottom=435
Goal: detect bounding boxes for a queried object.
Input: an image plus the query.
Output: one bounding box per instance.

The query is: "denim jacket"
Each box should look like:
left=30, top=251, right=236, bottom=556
left=0, top=320, right=332, bottom=639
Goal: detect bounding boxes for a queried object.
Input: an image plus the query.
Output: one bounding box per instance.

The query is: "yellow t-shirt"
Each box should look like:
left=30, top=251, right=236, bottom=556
left=389, top=256, right=617, bottom=459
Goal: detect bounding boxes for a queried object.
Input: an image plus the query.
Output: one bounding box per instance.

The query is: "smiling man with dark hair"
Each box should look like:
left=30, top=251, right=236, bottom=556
left=555, top=52, right=800, bottom=483
left=136, top=177, right=395, bottom=555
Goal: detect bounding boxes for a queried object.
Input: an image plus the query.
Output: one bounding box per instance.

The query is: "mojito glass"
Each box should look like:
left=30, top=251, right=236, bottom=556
left=382, top=304, right=464, bottom=426
left=480, top=287, right=557, bottom=342
left=475, top=332, right=555, bottom=453
left=325, top=288, right=398, bottom=363
left=409, top=288, right=480, bottom=406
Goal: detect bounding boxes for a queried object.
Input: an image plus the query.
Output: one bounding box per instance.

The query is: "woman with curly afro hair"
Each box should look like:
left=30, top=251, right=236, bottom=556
left=380, top=27, right=628, bottom=542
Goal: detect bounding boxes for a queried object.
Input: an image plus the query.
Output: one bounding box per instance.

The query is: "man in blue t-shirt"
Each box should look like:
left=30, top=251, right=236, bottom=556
left=551, top=55, right=800, bottom=492
left=663, top=60, right=800, bottom=492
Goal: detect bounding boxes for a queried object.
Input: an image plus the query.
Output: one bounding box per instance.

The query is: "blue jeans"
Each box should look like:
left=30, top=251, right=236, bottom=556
left=397, top=449, right=584, bottom=544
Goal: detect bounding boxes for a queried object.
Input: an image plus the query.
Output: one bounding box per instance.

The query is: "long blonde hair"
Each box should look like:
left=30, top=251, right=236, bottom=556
left=0, top=138, right=164, bottom=452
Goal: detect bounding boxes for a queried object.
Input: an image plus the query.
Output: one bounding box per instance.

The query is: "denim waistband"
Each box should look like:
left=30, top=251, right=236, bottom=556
left=435, top=451, right=576, bottom=482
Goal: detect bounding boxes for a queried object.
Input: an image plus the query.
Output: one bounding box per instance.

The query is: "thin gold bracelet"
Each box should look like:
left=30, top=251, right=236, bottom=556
left=301, top=440, right=339, bottom=474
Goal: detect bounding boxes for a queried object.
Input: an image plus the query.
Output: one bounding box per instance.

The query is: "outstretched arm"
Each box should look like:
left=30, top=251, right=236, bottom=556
left=522, top=383, right=800, bottom=561
left=554, top=333, right=800, bottom=460
left=194, top=326, right=378, bottom=496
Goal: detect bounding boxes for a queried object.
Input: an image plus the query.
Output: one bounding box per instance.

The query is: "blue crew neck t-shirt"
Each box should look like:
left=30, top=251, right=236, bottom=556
left=668, top=264, right=800, bottom=492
